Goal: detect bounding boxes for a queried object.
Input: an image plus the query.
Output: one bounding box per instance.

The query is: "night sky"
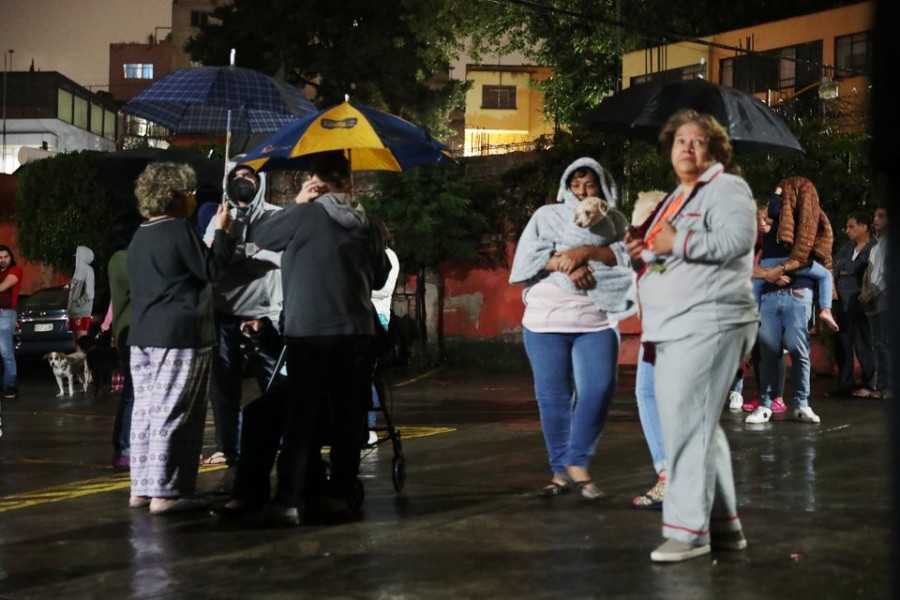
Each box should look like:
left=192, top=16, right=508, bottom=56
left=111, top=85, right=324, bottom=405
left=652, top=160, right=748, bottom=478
left=0, top=0, right=171, bottom=91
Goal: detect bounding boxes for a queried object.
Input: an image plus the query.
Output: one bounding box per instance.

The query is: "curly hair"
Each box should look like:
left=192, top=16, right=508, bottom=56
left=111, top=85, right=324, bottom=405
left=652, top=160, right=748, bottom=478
left=134, top=162, right=197, bottom=218
left=658, top=109, right=733, bottom=169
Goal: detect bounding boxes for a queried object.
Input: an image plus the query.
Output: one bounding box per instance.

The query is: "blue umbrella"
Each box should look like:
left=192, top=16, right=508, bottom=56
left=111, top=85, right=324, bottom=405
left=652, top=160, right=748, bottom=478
left=121, top=58, right=316, bottom=163
left=241, top=99, right=454, bottom=173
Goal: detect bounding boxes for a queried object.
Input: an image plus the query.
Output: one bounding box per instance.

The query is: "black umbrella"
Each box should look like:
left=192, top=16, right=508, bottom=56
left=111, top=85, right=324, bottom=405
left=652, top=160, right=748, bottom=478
left=584, top=79, right=803, bottom=155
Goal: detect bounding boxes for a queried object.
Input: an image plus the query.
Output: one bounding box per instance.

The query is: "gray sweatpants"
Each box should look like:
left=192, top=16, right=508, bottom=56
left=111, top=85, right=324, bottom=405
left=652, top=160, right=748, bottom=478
left=653, top=322, right=756, bottom=545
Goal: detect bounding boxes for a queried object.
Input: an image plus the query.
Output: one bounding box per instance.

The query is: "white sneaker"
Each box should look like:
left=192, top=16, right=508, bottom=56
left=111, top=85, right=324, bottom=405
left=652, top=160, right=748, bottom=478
left=745, top=406, right=772, bottom=424
left=728, top=391, right=744, bottom=411
left=367, top=431, right=379, bottom=446
left=794, top=406, right=821, bottom=424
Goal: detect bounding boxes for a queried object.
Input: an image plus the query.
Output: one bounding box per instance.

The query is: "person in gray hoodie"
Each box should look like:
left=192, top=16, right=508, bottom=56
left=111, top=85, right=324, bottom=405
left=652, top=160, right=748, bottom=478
left=202, top=159, right=283, bottom=468
left=509, top=157, right=632, bottom=501
left=627, top=109, right=758, bottom=563
left=67, top=245, right=95, bottom=351
left=242, top=151, right=389, bottom=521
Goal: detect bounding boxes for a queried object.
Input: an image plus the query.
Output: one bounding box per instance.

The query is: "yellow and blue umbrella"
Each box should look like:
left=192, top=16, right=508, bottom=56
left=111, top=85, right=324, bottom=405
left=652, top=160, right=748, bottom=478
left=240, top=99, right=454, bottom=173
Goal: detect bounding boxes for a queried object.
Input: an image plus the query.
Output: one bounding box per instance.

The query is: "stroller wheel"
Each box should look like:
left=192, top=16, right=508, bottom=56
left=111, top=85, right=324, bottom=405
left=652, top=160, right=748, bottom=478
left=392, top=454, right=406, bottom=492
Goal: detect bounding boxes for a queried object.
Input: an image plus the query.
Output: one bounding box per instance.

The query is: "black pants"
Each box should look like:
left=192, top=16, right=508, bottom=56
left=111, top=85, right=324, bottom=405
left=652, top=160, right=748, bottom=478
left=273, top=335, right=375, bottom=508
left=835, top=302, right=876, bottom=391
left=210, top=314, right=281, bottom=465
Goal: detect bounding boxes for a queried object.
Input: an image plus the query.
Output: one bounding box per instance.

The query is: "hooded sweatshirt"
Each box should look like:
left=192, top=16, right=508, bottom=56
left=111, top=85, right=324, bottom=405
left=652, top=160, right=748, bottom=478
left=67, top=245, right=95, bottom=318
left=509, top=157, right=635, bottom=322
left=203, top=158, right=283, bottom=320
left=252, top=193, right=390, bottom=338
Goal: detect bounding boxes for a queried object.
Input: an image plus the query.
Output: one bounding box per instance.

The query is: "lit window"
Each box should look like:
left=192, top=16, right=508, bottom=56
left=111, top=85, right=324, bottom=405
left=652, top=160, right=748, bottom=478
left=123, top=63, right=154, bottom=79
left=482, top=85, right=516, bottom=109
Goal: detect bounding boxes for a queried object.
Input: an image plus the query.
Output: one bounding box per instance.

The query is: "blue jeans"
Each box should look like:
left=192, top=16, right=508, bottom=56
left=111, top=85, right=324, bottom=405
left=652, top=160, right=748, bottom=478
left=0, top=309, right=17, bottom=390
left=636, top=345, right=666, bottom=474
left=758, top=288, right=812, bottom=408
left=753, top=258, right=832, bottom=310
left=523, top=327, right=618, bottom=476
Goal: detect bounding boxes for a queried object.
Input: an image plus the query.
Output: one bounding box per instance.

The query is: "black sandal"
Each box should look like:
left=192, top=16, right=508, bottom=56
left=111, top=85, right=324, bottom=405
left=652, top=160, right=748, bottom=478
left=537, top=480, right=571, bottom=497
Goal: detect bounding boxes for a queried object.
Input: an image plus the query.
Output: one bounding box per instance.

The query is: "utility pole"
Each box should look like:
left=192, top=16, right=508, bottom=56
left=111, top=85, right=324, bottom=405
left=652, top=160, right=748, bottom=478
left=2, top=49, right=12, bottom=174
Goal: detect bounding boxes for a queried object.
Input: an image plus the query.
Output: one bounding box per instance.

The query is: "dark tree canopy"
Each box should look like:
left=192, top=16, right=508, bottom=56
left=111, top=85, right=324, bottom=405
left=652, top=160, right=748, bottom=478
left=186, top=0, right=467, bottom=136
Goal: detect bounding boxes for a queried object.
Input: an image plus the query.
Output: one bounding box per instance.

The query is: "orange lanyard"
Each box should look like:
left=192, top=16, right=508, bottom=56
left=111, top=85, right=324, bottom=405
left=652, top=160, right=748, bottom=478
left=645, top=192, right=685, bottom=249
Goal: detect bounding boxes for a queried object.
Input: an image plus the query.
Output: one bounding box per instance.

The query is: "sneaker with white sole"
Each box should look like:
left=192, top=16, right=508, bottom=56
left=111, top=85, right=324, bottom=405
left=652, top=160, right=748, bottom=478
left=650, top=539, right=711, bottom=562
left=745, top=406, right=772, bottom=424
left=728, top=391, right=743, bottom=411
left=794, top=406, right=821, bottom=423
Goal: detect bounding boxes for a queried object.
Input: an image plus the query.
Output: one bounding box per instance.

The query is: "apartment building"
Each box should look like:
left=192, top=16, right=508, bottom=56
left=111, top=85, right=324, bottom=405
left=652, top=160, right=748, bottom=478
left=621, top=1, right=874, bottom=131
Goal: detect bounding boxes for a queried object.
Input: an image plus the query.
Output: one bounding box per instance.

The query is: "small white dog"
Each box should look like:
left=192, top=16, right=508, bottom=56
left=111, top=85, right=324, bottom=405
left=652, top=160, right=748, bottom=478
left=43, top=351, right=89, bottom=397
left=574, top=196, right=611, bottom=228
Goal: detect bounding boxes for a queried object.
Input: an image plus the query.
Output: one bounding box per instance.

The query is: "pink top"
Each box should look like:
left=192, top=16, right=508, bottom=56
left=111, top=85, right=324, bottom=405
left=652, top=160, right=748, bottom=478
left=521, top=281, right=614, bottom=333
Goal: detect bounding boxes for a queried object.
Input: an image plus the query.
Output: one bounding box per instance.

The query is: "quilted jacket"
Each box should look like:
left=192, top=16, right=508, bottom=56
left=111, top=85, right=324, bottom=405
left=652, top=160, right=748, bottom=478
left=776, top=176, right=834, bottom=269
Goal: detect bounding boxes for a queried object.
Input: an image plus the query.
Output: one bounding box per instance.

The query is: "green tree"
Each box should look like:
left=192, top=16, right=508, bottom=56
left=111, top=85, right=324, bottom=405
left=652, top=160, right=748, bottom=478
left=16, top=152, right=118, bottom=282
left=359, top=164, right=490, bottom=362
left=186, top=0, right=467, bottom=137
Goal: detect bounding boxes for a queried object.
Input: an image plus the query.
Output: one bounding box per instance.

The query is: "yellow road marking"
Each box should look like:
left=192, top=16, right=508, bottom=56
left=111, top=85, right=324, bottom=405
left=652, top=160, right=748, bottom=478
left=0, top=427, right=454, bottom=513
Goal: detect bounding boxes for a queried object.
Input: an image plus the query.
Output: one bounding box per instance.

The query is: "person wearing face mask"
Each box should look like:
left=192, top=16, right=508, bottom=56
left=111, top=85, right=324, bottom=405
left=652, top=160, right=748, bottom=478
left=201, top=158, right=284, bottom=471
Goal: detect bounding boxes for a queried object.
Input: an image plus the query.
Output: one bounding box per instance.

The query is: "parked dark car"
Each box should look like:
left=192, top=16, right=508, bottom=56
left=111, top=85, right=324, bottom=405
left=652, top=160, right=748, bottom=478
left=14, top=286, right=106, bottom=359
left=15, top=287, right=76, bottom=358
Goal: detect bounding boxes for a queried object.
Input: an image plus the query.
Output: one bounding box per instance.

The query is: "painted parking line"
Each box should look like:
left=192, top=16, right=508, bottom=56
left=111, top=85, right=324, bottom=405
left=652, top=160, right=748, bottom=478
left=0, top=426, right=455, bottom=514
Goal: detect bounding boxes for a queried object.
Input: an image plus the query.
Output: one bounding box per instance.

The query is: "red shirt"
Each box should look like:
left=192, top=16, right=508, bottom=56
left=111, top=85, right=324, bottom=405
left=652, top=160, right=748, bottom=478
left=0, top=265, right=23, bottom=310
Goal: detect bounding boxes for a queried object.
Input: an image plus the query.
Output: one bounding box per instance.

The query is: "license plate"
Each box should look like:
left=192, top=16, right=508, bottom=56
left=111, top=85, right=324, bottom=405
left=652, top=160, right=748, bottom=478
left=34, top=323, right=53, bottom=332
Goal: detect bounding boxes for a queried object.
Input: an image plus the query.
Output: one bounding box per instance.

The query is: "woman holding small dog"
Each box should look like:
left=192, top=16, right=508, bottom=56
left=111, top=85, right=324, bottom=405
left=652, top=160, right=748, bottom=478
left=509, top=157, right=632, bottom=500
left=127, top=162, right=233, bottom=515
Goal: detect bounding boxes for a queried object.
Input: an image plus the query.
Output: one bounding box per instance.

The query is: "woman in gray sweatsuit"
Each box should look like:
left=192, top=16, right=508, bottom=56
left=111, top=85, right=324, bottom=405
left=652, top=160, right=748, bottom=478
left=627, top=110, right=758, bottom=563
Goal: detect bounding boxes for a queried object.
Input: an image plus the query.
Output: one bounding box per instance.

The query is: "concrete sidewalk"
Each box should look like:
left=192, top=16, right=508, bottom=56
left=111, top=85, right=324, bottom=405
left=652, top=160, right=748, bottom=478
left=0, top=364, right=892, bottom=599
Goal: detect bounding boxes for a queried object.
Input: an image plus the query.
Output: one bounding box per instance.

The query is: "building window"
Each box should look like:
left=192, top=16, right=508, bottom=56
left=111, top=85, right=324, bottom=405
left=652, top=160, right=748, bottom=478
left=190, top=11, right=209, bottom=28
left=57, top=89, right=73, bottom=123
left=721, top=41, right=821, bottom=94
left=835, top=31, right=872, bottom=77
left=631, top=64, right=705, bottom=86
left=482, top=85, right=516, bottom=109
left=123, top=63, right=154, bottom=79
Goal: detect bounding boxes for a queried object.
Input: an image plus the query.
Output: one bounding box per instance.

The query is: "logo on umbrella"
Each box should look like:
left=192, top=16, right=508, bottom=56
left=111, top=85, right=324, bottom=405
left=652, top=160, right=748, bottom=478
left=321, top=118, right=358, bottom=130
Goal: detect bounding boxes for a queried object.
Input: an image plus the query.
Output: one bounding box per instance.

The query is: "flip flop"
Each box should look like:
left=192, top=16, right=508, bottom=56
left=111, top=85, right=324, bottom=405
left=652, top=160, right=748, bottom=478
left=149, top=498, right=209, bottom=515
left=200, top=452, right=228, bottom=466
left=536, top=480, right=571, bottom=497
left=128, top=497, right=151, bottom=509
left=851, top=388, right=877, bottom=398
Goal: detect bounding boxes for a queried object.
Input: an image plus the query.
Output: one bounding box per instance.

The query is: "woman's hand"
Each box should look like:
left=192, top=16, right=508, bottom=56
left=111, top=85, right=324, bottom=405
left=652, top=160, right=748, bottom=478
left=554, top=247, right=591, bottom=273
left=295, top=178, right=326, bottom=204
left=568, top=265, right=595, bottom=290
left=212, top=203, right=232, bottom=231
left=763, top=265, right=785, bottom=283
left=652, top=221, right=677, bottom=255
left=625, top=231, right=645, bottom=262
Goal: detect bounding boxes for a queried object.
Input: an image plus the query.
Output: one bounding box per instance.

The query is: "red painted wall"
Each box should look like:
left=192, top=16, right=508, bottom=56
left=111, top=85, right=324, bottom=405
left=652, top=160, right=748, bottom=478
left=434, top=242, right=837, bottom=373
